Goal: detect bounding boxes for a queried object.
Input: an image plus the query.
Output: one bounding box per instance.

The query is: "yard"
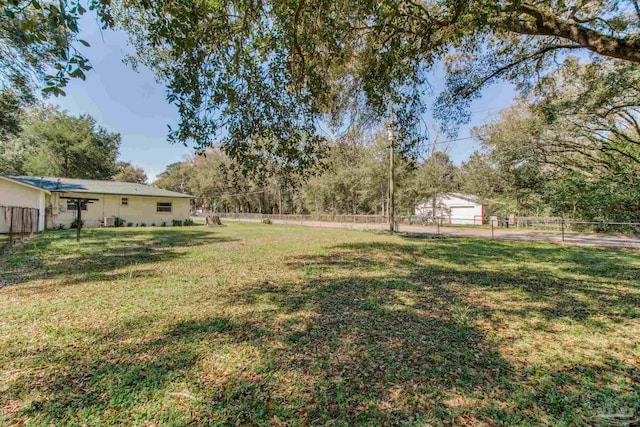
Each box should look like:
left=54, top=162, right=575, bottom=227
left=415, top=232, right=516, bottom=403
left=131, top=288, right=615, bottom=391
left=1, top=223, right=639, bottom=425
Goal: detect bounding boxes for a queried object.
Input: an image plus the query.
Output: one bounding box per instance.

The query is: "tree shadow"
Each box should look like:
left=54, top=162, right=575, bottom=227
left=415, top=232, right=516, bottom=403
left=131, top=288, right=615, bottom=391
left=0, top=228, right=237, bottom=289
left=295, top=239, right=640, bottom=322
left=399, top=234, right=640, bottom=282
left=3, top=235, right=639, bottom=425
left=218, top=266, right=640, bottom=424
left=4, top=317, right=222, bottom=423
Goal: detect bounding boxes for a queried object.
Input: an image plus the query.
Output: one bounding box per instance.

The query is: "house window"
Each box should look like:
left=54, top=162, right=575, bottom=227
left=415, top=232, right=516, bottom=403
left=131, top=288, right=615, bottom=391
left=66, top=200, right=87, bottom=211
left=121, top=198, right=129, bottom=206
left=156, top=202, right=172, bottom=213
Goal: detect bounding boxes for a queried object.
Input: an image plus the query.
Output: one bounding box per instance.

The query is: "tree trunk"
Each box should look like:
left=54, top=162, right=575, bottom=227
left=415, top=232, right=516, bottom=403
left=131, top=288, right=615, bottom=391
left=503, top=5, right=640, bottom=63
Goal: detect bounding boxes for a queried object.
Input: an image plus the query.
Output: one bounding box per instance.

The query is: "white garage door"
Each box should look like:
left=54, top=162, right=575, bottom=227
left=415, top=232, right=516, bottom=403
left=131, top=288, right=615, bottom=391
left=450, top=206, right=476, bottom=225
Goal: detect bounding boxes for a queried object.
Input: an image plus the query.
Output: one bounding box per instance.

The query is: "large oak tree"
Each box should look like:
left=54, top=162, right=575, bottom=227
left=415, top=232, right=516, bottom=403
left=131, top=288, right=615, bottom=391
left=4, top=0, right=640, bottom=171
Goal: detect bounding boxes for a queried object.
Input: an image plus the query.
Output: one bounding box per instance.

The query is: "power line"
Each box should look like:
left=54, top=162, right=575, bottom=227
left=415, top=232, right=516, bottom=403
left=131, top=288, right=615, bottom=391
left=428, top=134, right=488, bottom=146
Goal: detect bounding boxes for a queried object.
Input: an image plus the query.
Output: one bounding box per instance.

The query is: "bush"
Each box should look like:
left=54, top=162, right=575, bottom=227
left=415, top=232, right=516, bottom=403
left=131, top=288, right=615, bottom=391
left=127, top=222, right=133, bottom=227
left=70, top=218, right=84, bottom=229
left=184, top=219, right=194, bottom=226
left=151, top=223, right=156, bottom=227
left=140, top=222, right=146, bottom=227
left=172, top=220, right=183, bottom=227
left=262, top=218, right=272, bottom=225
left=161, top=221, right=167, bottom=227
left=57, top=224, right=65, bottom=230
left=114, top=217, right=126, bottom=227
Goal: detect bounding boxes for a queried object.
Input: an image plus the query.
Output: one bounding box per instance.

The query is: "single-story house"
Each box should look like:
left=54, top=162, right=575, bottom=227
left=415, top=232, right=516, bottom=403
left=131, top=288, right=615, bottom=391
left=415, top=192, right=484, bottom=225
left=1, top=175, right=192, bottom=231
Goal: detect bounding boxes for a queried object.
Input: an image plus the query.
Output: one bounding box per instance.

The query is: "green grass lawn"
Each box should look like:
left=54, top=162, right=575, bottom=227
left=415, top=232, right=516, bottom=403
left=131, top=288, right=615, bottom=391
left=1, top=223, right=639, bottom=426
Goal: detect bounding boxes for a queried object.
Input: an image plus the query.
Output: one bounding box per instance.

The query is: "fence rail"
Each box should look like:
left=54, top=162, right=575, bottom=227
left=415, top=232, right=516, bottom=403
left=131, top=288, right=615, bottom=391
left=0, top=205, right=40, bottom=251
left=215, top=212, right=640, bottom=235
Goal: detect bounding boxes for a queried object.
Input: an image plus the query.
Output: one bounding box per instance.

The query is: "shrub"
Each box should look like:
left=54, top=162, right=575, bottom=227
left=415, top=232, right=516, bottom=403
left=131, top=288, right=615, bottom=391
left=161, top=221, right=167, bottom=227
left=127, top=222, right=133, bottom=227
left=184, top=219, right=195, bottom=226
left=70, top=218, right=84, bottom=229
left=262, top=218, right=272, bottom=225
left=172, top=220, right=183, bottom=227
left=114, top=217, right=126, bottom=227
left=57, top=224, right=65, bottom=230
left=151, top=223, right=156, bottom=227
left=140, top=222, right=146, bottom=227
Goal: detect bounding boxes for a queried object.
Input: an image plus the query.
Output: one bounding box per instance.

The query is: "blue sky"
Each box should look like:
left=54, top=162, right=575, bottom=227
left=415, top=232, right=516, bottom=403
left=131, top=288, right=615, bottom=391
left=51, top=16, right=517, bottom=181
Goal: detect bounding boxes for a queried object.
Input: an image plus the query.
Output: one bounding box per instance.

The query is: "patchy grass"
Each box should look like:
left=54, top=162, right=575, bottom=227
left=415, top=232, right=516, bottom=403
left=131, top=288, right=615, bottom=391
left=1, top=223, right=639, bottom=426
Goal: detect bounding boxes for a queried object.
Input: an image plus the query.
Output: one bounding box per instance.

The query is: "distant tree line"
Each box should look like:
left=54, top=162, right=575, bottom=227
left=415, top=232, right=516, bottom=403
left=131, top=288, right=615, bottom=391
left=0, top=100, right=147, bottom=183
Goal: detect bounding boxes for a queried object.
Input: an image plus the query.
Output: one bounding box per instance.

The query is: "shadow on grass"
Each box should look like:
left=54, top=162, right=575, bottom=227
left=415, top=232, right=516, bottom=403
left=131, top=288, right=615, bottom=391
left=294, top=239, right=640, bottom=322
left=0, top=228, right=236, bottom=289
left=218, top=259, right=640, bottom=424
left=3, top=236, right=639, bottom=425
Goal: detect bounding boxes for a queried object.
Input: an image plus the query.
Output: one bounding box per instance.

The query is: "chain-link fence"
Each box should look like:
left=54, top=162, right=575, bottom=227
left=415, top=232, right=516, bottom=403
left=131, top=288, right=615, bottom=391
left=215, top=213, right=640, bottom=246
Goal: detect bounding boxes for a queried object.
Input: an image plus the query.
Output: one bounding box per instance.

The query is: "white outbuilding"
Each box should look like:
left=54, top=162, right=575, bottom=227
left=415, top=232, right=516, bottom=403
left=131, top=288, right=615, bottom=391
left=415, top=192, right=484, bottom=225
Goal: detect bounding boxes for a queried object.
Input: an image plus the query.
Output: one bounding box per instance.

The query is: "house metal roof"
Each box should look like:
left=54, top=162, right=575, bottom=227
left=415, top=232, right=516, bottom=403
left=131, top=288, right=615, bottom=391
left=2, top=175, right=192, bottom=198
left=0, top=175, right=51, bottom=194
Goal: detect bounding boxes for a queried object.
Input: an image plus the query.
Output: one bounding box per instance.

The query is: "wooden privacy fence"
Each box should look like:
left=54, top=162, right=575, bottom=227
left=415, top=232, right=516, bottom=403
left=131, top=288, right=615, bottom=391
left=0, top=205, right=40, bottom=249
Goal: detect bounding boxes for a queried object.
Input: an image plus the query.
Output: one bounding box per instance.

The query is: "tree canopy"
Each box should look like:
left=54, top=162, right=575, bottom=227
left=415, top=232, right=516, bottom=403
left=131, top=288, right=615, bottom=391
left=114, top=0, right=640, bottom=169
left=113, top=161, right=148, bottom=183
left=6, top=0, right=640, bottom=173
left=0, top=103, right=122, bottom=179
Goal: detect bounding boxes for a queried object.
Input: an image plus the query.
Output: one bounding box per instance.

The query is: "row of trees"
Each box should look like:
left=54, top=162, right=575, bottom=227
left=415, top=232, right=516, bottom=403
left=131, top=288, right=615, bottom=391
left=156, top=135, right=638, bottom=221
left=0, top=100, right=147, bottom=183
left=154, top=56, right=639, bottom=220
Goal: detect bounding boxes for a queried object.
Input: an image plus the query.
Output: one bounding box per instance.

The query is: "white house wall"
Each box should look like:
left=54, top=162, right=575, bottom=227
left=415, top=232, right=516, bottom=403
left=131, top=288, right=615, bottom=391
left=0, top=178, right=48, bottom=232
left=51, top=192, right=191, bottom=228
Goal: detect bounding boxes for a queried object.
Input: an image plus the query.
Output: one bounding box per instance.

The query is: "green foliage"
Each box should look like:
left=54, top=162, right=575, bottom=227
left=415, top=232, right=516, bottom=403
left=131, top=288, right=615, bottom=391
left=117, top=0, right=640, bottom=170
left=1, top=103, right=121, bottom=178
left=154, top=162, right=192, bottom=194
left=139, top=222, right=146, bottom=227
left=113, top=217, right=126, bottom=227
left=470, top=60, right=640, bottom=219
left=1, top=0, right=113, bottom=100
left=69, top=218, right=83, bottom=229
left=127, top=222, right=133, bottom=227
left=261, top=218, right=272, bottom=225
left=161, top=221, right=167, bottom=227
left=171, top=220, right=183, bottom=227
left=113, top=161, right=148, bottom=184
left=411, top=151, right=457, bottom=212
left=183, top=219, right=194, bottom=226
left=0, top=90, right=23, bottom=142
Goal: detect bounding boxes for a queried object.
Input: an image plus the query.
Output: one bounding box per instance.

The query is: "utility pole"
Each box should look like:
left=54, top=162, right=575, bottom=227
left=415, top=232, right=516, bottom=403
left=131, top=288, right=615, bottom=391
left=388, top=112, right=395, bottom=232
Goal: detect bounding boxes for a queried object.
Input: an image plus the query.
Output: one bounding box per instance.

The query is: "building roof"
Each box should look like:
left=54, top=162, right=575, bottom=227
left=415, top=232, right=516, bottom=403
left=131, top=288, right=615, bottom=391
left=0, top=175, right=51, bottom=195
left=445, top=193, right=480, bottom=203
left=417, top=192, right=482, bottom=206
left=2, top=175, right=192, bottom=198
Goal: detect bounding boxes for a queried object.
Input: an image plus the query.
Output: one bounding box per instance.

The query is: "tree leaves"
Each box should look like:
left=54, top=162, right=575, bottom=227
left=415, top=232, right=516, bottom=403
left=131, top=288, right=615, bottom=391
left=1, top=0, right=112, bottom=100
